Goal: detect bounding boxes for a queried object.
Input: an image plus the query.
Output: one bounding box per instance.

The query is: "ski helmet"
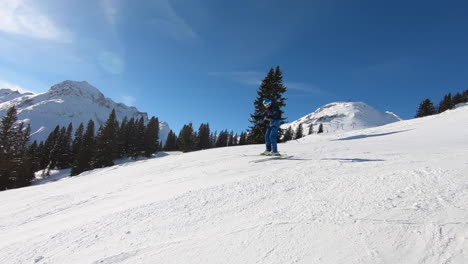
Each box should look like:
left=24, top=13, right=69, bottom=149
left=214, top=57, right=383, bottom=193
left=263, top=99, right=272, bottom=107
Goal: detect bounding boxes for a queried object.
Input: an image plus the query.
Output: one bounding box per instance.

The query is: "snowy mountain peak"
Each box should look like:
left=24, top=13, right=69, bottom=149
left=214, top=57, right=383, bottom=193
left=282, top=101, right=401, bottom=134
left=49, top=80, right=106, bottom=102
left=0, top=81, right=170, bottom=143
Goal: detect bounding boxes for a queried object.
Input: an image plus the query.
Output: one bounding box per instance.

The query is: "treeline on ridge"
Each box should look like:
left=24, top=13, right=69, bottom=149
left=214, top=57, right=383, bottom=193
left=415, top=90, right=468, bottom=118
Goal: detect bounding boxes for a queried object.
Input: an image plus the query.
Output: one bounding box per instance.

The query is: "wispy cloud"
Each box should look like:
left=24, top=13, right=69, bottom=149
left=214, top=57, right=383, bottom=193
left=150, top=0, right=200, bottom=42
left=121, top=95, right=136, bottom=106
left=101, top=0, right=119, bottom=25
left=208, top=71, right=324, bottom=95
left=98, top=51, right=125, bottom=74
left=0, top=80, right=33, bottom=94
left=208, top=71, right=263, bottom=86
left=286, top=82, right=322, bottom=93
left=0, top=0, right=71, bottom=41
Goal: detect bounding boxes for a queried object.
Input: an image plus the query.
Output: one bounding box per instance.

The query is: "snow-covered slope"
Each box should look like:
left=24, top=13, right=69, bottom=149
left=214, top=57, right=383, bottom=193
left=282, top=102, right=401, bottom=134
left=0, top=81, right=170, bottom=143
left=0, top=88, right=33, bottom=103
left=0, top=105, right=467, bottom=264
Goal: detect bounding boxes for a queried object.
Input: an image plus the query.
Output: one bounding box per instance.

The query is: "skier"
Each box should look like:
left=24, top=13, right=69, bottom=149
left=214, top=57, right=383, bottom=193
left=251, top=99, right=282, bottom=156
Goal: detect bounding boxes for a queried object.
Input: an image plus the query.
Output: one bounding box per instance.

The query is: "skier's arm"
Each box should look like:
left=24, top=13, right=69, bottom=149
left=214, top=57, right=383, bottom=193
left=250, top=111, right=266, bottom=122
left=269, top=107, right=281, bottom=120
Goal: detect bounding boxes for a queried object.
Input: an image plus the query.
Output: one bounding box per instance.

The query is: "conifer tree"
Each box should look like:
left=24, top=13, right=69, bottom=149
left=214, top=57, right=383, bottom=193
left=164, top=130, right=178, bottom=151
left=117, top=117, right=128, bottom=158
left=452, top=92, right=464, bottom=106
left=294, top=124, right=304, bottom=139
left=215, top=130, right=229, bottom=147
left=131, top=117, right=146, bottom=158
left=308, top=124, right=314, bottom=135
left=42, top=126, right=61, bottom=176
left=0, top=106, right=33, bottom=189
left=238, top=132, right=247, bottom=145
left=15, top=123, right=33, bottom=188
left=71, top=120, right=95, bottom=176
left=438, top=93, right=453, bottom=113
left=72, top=123, right=84, bottom=162
left=93, top=109, right=119, bottom=167
left=227, top=131, right=235, bottom=146
left=54, top=125, right=73, bottom=169
left=463, top=90, right=468, bottom=102
left=415, top=99, right=437, bottom=118
left=248, top=66, right=288, bottom=144
left=282, top=127, right=293, bottom=142
left=63, top=123, right=73, bottom=167
left=233, top=133, right=239, bottom=146
left=123, top=118, right=135, bottom=157
left=210, top=131, right=218, bottom=147
left=28, top=140, right=40, bottom=173
left=126, top=117, right=145, bottom=158
left=177, top=123, right=196, bottom=152
left=36, top=142, right=45, bottom=170
left=197, top=123, right=211, bottom=150
left=143, top=117, right=159, bottom=157
left=15, top=124, right=34, bottom=188
left=318, top=123, right=324, bottom=134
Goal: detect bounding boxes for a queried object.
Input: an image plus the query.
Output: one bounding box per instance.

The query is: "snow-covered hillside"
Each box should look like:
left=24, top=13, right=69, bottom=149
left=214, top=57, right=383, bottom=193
left=0, top=88, right=33, bottom=103
left=0, top=105, right=467, bottom=264
left=0, top=81, right=170, bottom=143
left=282, top=102, right=401, bottom=134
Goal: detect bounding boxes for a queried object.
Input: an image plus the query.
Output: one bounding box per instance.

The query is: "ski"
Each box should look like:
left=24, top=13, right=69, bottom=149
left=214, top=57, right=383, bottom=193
left=241, top=153, right=288, bottom=157
left=248, top=155, right=294, bottom=163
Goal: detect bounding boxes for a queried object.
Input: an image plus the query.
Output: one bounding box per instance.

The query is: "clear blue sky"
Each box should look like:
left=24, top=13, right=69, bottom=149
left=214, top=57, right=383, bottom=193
left=1, top=0, right=467, bottom=134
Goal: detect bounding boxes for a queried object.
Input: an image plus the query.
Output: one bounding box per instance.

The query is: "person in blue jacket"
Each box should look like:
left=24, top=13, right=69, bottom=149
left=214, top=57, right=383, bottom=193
left=252, top=99, right=282, bottom=156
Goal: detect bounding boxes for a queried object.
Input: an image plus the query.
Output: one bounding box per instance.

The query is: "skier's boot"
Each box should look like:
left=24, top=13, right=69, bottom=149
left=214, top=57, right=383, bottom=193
left=260, top=151, right=271, bottom=156
left=270, top=152, right=281, bottom=156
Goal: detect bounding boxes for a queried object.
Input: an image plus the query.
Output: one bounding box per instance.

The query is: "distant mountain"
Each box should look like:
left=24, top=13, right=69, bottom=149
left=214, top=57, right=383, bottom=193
left=0, top=80, right=170, bottom=144
left=282, top=102, right=401, bottom=134
left=0, top=88, right=33, bottom=103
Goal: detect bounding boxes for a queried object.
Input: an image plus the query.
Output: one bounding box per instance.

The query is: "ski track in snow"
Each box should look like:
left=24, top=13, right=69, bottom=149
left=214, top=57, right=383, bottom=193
left=0, top=107, right=468, bottom=263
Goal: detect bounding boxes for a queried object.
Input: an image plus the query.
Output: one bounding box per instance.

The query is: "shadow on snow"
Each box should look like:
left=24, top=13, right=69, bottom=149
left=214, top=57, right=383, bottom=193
left=332, top=130, right=411, bottom=141
left=322, top=158, right=385, bottom=163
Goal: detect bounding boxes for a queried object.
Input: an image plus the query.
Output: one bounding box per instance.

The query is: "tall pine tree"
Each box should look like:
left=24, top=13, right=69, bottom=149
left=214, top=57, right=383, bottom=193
left=71, top=123, right=84, bottom=162
left=238, top=132, right=247, bottom=145
left=294, top=124, right=304, bottom=139
left=93, top=109, right=119, bottom=168
left=308, top=124, right=314, bottom=135
left=0, top=106, right=33, bottom=190
left=71, top=120, right=95, bottom=176
left=197, top=123, right=211, bottom=150
left=177, top=123, right=196, bottom=152
left=415, top=99, right=437, bottom=118
left=143, top=117, right=160, bottom=157
left=215, top=130, right=229, bottom=148
left=438, top=93, right=453, bottom=113
left=248, top=66, right=288, bottom=144
left=317, top=123, right=324, bottom=134
left=164, top=130, right=178, bottom=151
left=282, top=127, right=293, bottom=142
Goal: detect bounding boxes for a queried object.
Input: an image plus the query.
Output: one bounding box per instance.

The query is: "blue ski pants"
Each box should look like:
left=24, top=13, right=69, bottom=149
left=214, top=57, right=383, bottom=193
left=265, top=126, right=279, bottom=153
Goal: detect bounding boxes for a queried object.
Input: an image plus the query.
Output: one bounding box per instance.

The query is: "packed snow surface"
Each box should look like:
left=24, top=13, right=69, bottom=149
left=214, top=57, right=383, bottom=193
left=0, top=106, right=467, bottom=264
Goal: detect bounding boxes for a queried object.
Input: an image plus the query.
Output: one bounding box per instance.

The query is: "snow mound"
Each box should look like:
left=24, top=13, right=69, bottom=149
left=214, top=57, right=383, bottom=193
left=282, top=102, right=401, bottom=134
